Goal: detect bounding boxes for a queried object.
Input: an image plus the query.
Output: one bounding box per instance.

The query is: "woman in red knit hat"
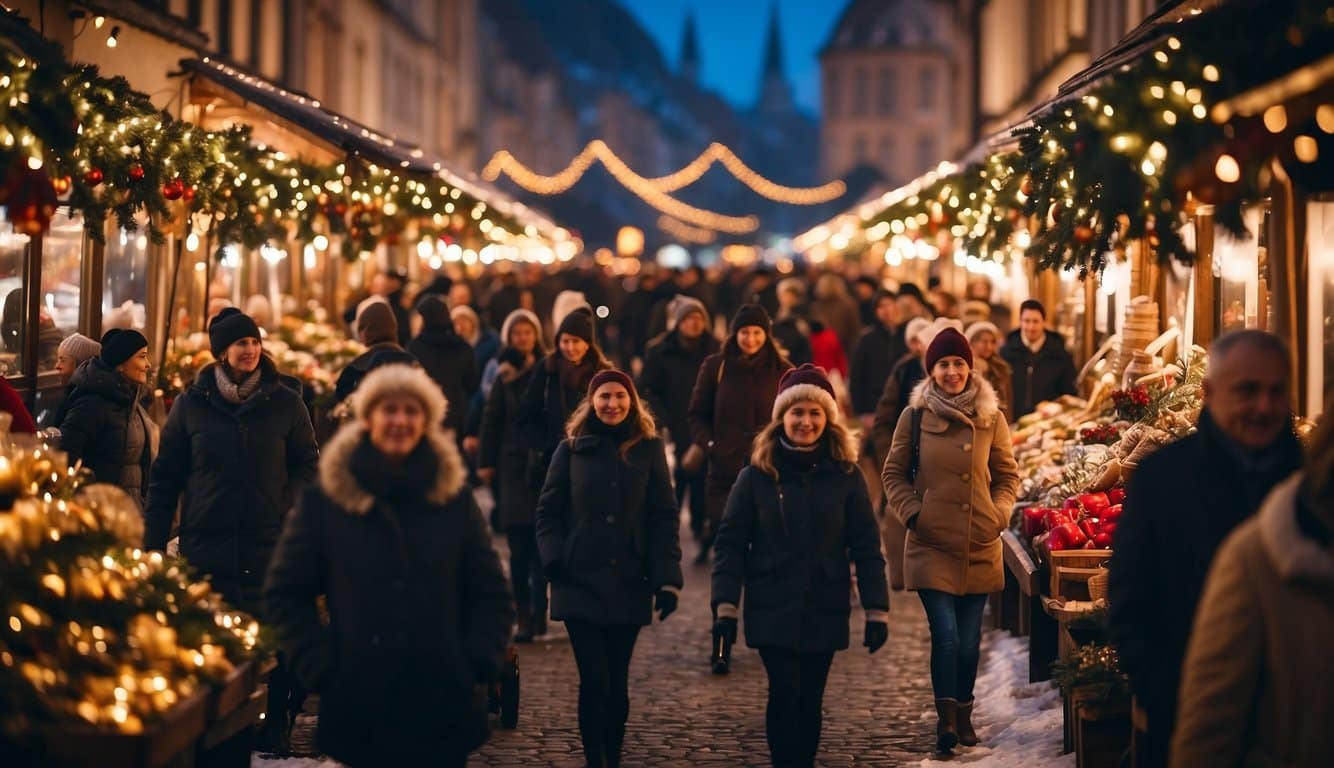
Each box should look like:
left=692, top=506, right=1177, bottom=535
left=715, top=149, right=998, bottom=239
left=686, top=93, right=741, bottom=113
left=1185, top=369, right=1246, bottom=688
left=881, top=328, right=1020, bottom=753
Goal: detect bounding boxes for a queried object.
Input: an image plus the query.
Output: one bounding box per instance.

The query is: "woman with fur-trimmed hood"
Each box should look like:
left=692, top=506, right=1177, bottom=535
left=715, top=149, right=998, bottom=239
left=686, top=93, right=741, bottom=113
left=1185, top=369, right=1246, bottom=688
left=710, top=364, right=889, bottom=766
left=264, top=365, right=513, bottom=767
left=881, top=328, right=1020, bottom=754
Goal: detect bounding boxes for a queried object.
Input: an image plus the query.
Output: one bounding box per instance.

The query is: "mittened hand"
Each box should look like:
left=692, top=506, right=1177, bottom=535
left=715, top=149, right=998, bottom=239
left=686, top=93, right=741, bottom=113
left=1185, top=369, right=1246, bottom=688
left=713, top=616, right=738, bottom=645
left=864, top=620, right=889, bottom=654
left=655, top=589, right=678, bottom=621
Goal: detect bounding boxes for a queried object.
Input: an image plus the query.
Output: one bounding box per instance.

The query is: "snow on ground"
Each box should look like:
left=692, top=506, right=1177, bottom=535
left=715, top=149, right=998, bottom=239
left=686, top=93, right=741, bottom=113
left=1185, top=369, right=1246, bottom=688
left=252, top=757, right=340, bottom=768
left=914, top=630, right=1073, bottom=766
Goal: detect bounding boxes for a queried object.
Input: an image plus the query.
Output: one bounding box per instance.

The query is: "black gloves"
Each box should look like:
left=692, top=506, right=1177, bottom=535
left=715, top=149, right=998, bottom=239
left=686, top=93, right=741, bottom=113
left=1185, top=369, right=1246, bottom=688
left=655, top=589, right=678, bottom=621
left=542, top=559, right=564, bottom=583
left=713, top=616, right=738, bottom=645
left=864, top=620, right=889, bottom=654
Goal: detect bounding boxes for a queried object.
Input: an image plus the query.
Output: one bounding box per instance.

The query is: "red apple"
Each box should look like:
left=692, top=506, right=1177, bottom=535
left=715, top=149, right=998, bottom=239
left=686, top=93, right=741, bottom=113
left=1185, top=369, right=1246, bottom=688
left=1023, top=508, right=1048, bottom=539
left=1093, top=531, right=1114, bottom=549
left=1078, top=492, right=1111, bottom=515
left=1108, top=488, right=1126, bottom=505
left=1101, top=504, right=1123, bottom=522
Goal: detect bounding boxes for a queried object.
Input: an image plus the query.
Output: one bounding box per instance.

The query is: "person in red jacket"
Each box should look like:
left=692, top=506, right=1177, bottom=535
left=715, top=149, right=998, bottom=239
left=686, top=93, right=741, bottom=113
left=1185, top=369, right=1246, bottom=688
left=807, top=318, right=848, bottom=381
left=0, top=376, right=37, bottom=434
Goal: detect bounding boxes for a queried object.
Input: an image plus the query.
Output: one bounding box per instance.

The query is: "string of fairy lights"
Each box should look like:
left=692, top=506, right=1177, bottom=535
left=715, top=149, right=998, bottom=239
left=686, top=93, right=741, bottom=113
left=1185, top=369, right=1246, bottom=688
left=483, top=140, right=848, bottom=236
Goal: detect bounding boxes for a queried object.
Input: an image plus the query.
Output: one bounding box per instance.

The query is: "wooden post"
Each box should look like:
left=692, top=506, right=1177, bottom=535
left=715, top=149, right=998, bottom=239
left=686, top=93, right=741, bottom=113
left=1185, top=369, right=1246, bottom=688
left=1268, top=160, right=1303, bottom=410
left=1193, top=210, right=1216, bottom=348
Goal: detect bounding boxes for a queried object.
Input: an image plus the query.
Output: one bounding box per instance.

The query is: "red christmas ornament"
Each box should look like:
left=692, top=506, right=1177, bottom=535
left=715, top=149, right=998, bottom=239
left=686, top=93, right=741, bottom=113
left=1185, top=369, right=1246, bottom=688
left=1, top=160, right=59, bottom=235
left=334, top=202, right=348, bottom=216
left=162, top=179, right=185, bottom=200
left=84, top=168, right=104, bottom=187
left=1006, top=208, right=1022, bottom=225
left=129, top=165, right=145, bottom=181
left=181, top=186, right=196, bottom=203
left=1074, top=225, right=1094, bottom=244
left=52, top=175, right=72, bottom=195
left=1048, top=202, right=1064, bottom=223
left=1020, top=176, right=1034, bottom=196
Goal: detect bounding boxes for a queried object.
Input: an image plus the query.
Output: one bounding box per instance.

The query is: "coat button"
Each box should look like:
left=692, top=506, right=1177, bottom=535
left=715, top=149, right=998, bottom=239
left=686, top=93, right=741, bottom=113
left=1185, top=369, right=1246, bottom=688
left=961, top=473, right=970, bottom=481
left=606, top=515, right=616, bottom=524
left=961, top=503, right=971, bottom=511
left=963, top=444, right=973, bottom=452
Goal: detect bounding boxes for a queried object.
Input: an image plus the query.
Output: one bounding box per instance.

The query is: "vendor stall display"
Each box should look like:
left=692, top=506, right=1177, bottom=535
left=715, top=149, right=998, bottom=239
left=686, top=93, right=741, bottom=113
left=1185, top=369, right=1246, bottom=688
left=0, top=437, right=267, bottom=765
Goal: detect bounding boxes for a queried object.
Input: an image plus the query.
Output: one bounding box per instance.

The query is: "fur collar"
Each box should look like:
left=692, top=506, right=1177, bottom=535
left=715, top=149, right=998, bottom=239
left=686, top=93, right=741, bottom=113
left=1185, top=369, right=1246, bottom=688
left=1259, top=474, right=1334, bottom=585
left=318, top=421, right=465, bottom=515
left=909, top=374, right=1001, bottom=426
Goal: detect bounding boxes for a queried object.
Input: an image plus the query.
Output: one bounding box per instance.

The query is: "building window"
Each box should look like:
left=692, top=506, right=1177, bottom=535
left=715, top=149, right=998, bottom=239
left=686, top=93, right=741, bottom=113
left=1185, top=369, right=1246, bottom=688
left=877, top=66, right=896, bottom=114
left=917, top=135, right=937, bottom=171
left=852, top=67, right=869, bottom=117
left=919, top=66, right=937, bottom=112
left=824, top=69, right=840, bottom=118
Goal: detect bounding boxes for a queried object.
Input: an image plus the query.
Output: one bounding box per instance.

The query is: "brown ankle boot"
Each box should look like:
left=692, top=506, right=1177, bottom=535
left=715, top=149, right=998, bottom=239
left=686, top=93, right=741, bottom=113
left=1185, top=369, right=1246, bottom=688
left=957, top=699, right=978, bottom=746
left=934, top=698, right=959, bottom=752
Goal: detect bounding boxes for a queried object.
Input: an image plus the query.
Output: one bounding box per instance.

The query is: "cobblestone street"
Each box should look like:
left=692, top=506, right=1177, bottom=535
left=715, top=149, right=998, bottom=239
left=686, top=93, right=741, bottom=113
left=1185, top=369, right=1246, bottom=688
left=469, top=519, right=940, bottom=767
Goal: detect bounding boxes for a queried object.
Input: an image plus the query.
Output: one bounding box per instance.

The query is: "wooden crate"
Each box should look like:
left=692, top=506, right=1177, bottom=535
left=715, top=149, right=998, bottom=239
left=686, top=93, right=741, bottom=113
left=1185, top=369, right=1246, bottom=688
left=1049, top=549, right=1113, bottom=599
left=207, top=660, right=259, bottom=721
left=34, top=689, right=209, bottom=768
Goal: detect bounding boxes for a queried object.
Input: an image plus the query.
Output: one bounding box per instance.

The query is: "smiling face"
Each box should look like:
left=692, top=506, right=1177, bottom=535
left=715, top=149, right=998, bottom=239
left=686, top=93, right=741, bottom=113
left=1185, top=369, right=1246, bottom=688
left=1019, top=308, right=1046, bottom=344
left=970, top=330, right=997, bottom=361
left=508, top=320, right=538, bottom=356
left=931, top=356, right=970, bottom=395
left=118, top=347, right=151, bottom=385
left=452, top=313, right=477, bottom=341
left=678, top=312, right=706, bottom=340
left=559, top=334, right=589, bottom=365
left=1204, top=340, right=1290, bottom=452
left=367, top=394, right=428, bottom=461
left=224, top=337, right=262, bottom=375
left=592, top=382, right=631, bottom=426
left=736, top=326, right=766, bottom=356
left=782, top=400, right=827, bottom=446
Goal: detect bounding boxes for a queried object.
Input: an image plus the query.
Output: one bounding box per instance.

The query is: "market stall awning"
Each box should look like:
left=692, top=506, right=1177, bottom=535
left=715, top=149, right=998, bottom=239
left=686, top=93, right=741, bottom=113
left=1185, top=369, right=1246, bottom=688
left=180, top=57, right=563, bottom=237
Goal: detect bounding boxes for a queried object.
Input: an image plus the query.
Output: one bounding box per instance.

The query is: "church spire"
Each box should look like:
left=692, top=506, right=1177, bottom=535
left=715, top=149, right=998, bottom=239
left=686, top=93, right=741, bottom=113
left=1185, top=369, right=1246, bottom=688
left=680, top=10, right=700, bottom=83
left=756, top=1, right=794, bottom=114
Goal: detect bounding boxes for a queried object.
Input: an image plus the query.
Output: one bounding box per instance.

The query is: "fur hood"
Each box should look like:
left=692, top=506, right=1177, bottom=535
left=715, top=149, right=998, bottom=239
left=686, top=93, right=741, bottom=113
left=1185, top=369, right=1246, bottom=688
left=318, top=421, right=466, bottom=515
left=909, top=374, right=1001, bottom=426
left=1259, top=474, right=1334, bottom=586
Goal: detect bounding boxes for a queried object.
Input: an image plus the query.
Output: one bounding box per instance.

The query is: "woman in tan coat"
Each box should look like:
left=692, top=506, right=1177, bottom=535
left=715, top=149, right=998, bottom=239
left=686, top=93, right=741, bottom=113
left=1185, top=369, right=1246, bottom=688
left=881, top=327, right=1020, bottom=754
left=1170, top=398, right=1334, bottom=768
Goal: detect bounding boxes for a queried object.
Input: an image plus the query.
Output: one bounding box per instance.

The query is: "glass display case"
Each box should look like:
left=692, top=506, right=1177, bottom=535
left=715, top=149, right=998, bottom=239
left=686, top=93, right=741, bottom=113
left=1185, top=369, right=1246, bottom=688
left=103, top=220, right=151, bottom=332
left=0, top=211, right=30, bottom=379
left=1307, top=196, right=1333, bottom=418
left=39, top=209, right=85, bottom=371
left=1213, top=204, right=1271, bottom=333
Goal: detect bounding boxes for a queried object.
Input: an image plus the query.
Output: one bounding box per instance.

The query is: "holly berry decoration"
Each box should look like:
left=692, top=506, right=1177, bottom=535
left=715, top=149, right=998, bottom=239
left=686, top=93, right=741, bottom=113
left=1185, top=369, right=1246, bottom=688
left=83, top=168, right=104, bottom=187
left=181, top=185, right=196, bottom=203
left=129, top=165, right=145, bottom=182
left=162, top=179, right=185, bottom=200
left=52, top=175, right=73, bottom=195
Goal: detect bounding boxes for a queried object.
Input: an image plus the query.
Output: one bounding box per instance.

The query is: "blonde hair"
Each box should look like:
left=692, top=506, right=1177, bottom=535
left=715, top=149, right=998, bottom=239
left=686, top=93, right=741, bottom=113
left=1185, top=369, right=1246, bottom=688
left=564, top=387, right=659, bottom=461
left=749, top=413, right=859, bottom=478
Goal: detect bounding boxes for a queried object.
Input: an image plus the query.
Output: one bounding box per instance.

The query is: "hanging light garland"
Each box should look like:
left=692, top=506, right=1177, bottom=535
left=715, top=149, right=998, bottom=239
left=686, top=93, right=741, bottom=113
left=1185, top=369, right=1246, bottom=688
left=656, top=214, right=716, bottom=245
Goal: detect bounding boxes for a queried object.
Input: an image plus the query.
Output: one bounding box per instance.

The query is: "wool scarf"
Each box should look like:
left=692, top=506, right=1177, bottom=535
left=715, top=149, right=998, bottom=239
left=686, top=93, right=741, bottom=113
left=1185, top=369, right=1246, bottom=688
left=214, top=365, right=262, bottom=404
left=921, top=377, right=981, bottom=426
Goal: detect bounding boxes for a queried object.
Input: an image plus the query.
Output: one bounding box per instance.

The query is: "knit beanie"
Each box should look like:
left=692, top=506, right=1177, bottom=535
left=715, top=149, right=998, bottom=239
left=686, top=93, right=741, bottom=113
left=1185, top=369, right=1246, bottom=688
left=500, top=308, right=543, bottom=347
left=551, top=290, right=591, bottom=332
left=771, top=363, right=838, bottom=420
left=965, top=321, right=1001, bottom=344
left=777, top=277, right=806, bottom=299
left=57, top=333, right=101, bottom=365
left=668, top=295, right=709, bottom=330
left=356, top=299, right=399, bottom=346
left=925, top=327, right=974, bottom=371
left=208, top=307, right=262, bottom=357
left=353, top=363, right=447, bottom=426
left=556, top=308, right=595, bottom=345
left=587, top=369, right=638, bottom=404
left=729, top=303, right=772, bottom=335
left=414, top=294, right=452, bottom=331
left=100, top=328, right=148, bottom=368
left=919, top=317, right=964, bottom=348
left=905, top=317, right=932, bottom=347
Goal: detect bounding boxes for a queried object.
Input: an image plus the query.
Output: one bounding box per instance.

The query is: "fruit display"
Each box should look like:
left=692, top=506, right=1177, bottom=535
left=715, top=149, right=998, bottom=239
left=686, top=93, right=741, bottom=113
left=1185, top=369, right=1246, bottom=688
left=1022, top=488, right=1126, bottom=557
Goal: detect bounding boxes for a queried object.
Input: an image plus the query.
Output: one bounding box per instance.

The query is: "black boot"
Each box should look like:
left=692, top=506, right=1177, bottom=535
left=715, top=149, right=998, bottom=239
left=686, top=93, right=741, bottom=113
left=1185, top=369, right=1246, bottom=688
left=532, top=609, right=548, bottom=638
left=514, top=604, right=534, bottom=643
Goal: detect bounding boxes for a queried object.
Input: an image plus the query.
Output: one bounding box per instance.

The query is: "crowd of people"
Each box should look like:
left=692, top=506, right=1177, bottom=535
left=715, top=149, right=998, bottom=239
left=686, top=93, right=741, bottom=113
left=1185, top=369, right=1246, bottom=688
left=1, top=261, right=1329, bottom=768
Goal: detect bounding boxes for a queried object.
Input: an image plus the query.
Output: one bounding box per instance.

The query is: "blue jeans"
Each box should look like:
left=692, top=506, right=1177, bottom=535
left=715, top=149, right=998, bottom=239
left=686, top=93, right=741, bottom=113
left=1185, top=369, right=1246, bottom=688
left=918, top=590, right=989, bottom=702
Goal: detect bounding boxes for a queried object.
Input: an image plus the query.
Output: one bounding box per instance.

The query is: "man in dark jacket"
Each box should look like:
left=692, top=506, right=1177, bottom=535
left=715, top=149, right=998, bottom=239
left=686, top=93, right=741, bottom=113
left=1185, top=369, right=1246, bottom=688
left=1108, top=330, right=1303, bottom=768
left=848, top=289, right=905, bottom=432
left=334, top=298, right=417, bottom=405
left=640, top=296, right=721, bottom=544
left=998, top=299, right=1078, bottom=420
left=407, top=294, right=477, bottom=439
left=146, top=308, right=320, bottom=753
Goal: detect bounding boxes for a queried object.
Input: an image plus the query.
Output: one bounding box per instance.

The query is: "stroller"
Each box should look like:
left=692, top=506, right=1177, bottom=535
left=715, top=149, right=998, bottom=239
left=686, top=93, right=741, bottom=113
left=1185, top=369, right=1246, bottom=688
left=487, top=644, right=521, bottom=728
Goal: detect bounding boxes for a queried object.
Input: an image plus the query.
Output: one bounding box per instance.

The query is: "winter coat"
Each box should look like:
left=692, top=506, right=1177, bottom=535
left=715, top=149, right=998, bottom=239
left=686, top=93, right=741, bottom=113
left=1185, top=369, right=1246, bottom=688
left=145, top=359, right=319, bottom=613
left=712, top=447, right=889, bottom=652
left=811, top=294, right=863, bottom=361
left=407, top=327, right=477, bottom=437
left=478, top=358, right=540, bottom=528
left=772, top=315, right=813, bottom=366
left=517, top=354, right=609, bottom=467
left=686, top=350, right=793, bottom=480
left=535, top=433, right=683, bottom=625
left=58, top=357, right=158, bottom=503
left=333, top=342, right=417, bottom=405
left=639, top=329, right=720, bottom=451
left=881, top=377, right=1020, bottom=595
left=869, top=354, right=926, bottom=469
left=998, top=329, right=1078, bottom=419
left=1171, top=475, right=1334, bottom=768
left=976, top=355, right=1014, bottom=424
left=264, top=422, right=512, bottom=766
left=0, top=376, right=35, bottom=433
left=472, top=327, right=501, bottom=371
left=809, top=327, right=848, bottom=379
left=848, top=324, right=908, bottom=417
left=1107, top=409, right=1303, bottom=734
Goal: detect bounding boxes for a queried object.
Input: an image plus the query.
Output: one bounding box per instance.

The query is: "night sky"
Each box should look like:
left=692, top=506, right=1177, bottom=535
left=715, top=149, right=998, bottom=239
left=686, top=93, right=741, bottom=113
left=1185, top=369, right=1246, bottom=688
left=616, top=0, right=844, bottom=115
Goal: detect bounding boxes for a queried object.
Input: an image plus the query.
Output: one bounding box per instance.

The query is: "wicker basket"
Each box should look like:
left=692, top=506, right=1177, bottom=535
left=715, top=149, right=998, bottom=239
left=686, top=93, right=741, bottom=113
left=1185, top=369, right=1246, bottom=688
left=1088, top=568, right=1110, bottom=602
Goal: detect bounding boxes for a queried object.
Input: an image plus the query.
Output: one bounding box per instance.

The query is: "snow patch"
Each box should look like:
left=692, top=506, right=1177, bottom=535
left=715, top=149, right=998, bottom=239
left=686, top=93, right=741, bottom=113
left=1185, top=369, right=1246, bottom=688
left=915, top=631, right=1073, bottom=766
left=251, top=757, right=342, bottom=768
